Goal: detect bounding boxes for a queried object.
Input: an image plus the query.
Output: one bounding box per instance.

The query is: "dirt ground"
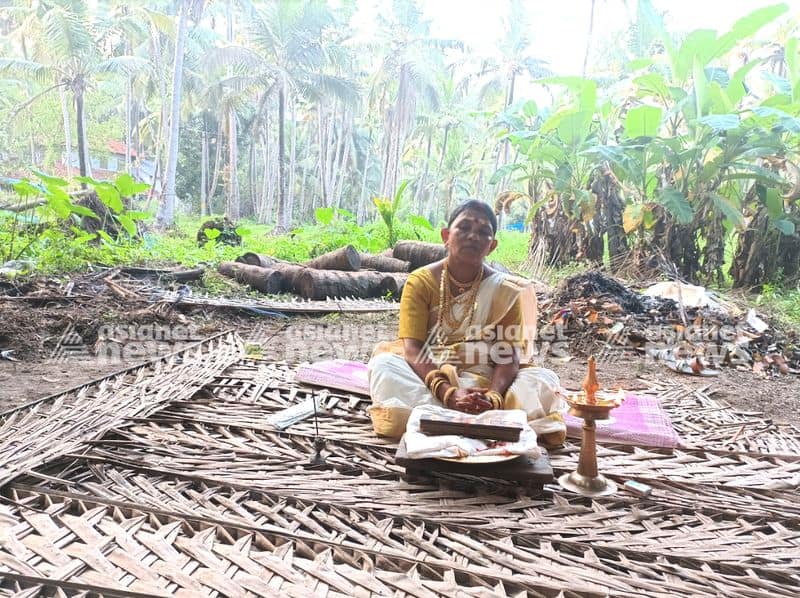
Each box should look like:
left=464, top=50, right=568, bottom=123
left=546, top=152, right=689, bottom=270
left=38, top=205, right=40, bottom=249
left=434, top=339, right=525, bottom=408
left=1, top=282, right=798, bottom=424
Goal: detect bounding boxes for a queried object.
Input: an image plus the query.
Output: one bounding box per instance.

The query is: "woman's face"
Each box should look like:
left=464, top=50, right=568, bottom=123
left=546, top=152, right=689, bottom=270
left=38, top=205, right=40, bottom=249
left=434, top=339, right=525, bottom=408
left=442, top=208, right=497, bottom=263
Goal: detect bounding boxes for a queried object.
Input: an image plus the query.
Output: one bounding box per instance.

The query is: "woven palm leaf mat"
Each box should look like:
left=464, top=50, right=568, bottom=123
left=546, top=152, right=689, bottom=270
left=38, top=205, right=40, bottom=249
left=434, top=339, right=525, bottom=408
left=0, top=331, right=242, bottom=488
left=1, top=355, right=799, bottom=596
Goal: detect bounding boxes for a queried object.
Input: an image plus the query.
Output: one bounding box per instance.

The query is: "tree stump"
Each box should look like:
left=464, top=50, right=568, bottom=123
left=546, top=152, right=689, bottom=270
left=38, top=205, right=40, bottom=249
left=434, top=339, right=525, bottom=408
left=218, top=262, right=283, bottom=294
left=379, top=273, right=409, bottom=298
left=197, top=217, right=241, bottom=246
left=218, top=261, right=307, bottom=294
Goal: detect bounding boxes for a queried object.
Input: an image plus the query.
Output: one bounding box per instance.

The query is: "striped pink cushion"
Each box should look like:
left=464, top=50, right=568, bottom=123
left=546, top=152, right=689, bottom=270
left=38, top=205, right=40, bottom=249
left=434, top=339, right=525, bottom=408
left=565, top=394, right=679, bottom=448
left=295, top=360, right=370, bottom=395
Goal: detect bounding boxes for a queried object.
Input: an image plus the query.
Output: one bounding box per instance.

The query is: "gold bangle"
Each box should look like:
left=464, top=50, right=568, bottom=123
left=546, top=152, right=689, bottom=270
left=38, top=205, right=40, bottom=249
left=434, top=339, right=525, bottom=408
left=486, top=390, right=504, bottom=410
left=426, top=374, right=448, bottom=398
left=443, top=386, right=457, bottom=407
left=424, top=369, right=443, bottom=387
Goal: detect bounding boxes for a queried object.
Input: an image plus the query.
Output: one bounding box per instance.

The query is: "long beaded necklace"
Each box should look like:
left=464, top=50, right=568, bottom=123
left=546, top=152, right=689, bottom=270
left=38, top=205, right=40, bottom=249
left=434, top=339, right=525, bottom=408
left=436, top=259, right=482, bottom=343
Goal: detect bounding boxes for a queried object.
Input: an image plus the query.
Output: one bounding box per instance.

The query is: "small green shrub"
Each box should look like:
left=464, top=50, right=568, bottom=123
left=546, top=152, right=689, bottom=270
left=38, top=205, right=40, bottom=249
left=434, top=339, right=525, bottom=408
left=756, top=285, right=800, bottom=327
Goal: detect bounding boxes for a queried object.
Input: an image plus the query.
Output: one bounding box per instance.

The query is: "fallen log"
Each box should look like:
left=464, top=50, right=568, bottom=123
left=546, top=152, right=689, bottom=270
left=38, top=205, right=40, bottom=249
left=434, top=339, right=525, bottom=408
left=0, top=189, right=93, bottom=213
left=295, top=269, right=396, bottom=300
left=359, top=253, right=410, bottom=272
left=0, top=198, right=46, bottom=213
left=218, top=262, right=283, bottom=294
left=218, top=261, right=308, bottom=294
left=392, top=240, right=446, bottom=270
left=235, top=252, right=276, bottom=268
left=379, top=272, right=409, bottom=298
left=305, top=245, right=361, bottom=271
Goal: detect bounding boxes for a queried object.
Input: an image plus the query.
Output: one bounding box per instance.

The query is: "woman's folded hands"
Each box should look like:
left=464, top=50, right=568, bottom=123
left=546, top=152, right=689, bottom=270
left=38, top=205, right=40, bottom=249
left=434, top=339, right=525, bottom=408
left=447, top=387, right=493, bottom=414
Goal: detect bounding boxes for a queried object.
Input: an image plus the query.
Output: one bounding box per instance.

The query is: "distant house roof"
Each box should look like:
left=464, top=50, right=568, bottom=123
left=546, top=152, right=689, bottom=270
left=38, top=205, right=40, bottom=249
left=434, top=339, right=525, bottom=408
left=50, top=162, right=118, bottom=181
left=107, top=140, right=138, bottom=158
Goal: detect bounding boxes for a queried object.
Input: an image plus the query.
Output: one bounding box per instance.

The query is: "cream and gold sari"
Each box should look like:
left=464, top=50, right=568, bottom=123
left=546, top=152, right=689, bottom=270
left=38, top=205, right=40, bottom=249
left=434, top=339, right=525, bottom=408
left=368, top=271, right=567, bottom=445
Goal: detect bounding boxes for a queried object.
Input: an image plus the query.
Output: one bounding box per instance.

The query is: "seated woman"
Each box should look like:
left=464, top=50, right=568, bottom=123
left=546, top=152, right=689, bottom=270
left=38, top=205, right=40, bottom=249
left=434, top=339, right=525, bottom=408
left=368, top=199, right=567, bottom=446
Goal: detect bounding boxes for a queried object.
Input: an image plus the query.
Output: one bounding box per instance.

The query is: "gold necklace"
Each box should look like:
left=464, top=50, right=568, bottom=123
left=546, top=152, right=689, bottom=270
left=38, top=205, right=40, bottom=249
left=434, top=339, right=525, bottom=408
left=437, top=259, right=481, bottom=341
left=447, top=266, right=482, bottom=294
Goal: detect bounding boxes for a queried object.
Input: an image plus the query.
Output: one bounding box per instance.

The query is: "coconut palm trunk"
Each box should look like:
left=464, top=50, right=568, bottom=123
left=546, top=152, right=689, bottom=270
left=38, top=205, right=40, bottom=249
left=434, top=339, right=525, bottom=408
left=415, top=131, right=432, bottom=213
left=124, top=39, right=133, bottom=172
left=125, top=77, right=132, bottom=171
left=74, top=81, right=89, bottom=180
left=287, top=95, right=297, bottom=223
left=298, top=135, right=310, bottom=221
left=149, top=33, right=167, bottom=202
left=276, top=82, right=288, bottom=229
left=208, top=120, right=224, bottom=209
left=225, top=0, right=240, bottom=221
left=200, top=125, right=208, bottom=216
left=157, top=0, right=189, bottom=228
left=227, top=109, right=240, bottom=220
left=58, top=85, right=73, bottom=178
left=582, top=0, right=596, bottom=77
left=357, top=129, right=372, bottom=225
left=317, top=104, right=328, bottom=206
left=430, top=123, right=450, bottom=217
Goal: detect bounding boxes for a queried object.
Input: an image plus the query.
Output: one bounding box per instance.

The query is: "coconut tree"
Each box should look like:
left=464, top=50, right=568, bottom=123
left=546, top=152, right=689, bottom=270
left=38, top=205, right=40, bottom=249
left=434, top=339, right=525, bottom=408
left=582, top=0, right=597, bottom=77
left=369, top=0, right=462, bottom=201
left=209, top=0, right=358, bottom=229
left=157, top=0, right=208, bottom=228
left=105, top=1, right=175, bottom=192
left=477, top=0, right=551, bottom=192
left=0, top=0, right=148, bottom=180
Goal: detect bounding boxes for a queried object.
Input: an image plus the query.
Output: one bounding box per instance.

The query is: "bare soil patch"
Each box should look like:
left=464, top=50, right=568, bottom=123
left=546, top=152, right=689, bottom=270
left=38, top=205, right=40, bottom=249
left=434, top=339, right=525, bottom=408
left=1, top=274, right=797, bottom=425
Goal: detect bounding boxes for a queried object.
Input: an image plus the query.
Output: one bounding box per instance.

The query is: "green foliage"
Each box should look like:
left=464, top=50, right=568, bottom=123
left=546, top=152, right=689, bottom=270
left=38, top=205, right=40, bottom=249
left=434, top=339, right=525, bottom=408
left=2, top=0, right=800, bottom=294
left=623, top=105, right=662, bottom=138
left=490, top=231, right=529, bottom=271
left=494, top=2, right=798, bottom=286
left=756, top=285, right=800, bottom=327
left=373, top=179, right=410, bottom=247
left=1, top=172, right=151, bottom=265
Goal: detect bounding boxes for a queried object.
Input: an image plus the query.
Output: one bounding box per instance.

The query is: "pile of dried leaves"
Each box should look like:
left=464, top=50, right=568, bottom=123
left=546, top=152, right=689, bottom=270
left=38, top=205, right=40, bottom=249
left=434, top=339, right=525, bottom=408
left=540, top=271, right=799, bottom=378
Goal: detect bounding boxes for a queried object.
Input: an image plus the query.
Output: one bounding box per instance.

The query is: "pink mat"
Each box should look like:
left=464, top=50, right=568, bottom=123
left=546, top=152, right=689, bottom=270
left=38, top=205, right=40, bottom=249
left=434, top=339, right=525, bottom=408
left=565, top=394, right=680, bottom=448
left=295, top=359, right=370, bottom=395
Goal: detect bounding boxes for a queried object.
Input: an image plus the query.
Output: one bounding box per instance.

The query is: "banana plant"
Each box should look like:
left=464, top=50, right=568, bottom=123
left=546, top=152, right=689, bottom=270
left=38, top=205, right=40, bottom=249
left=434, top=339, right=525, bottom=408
left=601, top=3, right=794, bottom=283
left=492, top=77, right=614, bottom=265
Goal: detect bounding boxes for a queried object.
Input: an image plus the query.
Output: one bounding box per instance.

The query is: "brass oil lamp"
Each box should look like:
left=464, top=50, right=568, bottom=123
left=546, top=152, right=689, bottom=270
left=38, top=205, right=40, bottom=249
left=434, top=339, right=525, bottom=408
left=558, top=356, right=622, bottom=497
